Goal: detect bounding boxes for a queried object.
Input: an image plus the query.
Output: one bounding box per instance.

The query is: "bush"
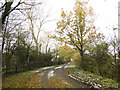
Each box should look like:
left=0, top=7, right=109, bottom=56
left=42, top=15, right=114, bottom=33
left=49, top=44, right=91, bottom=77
left=58, top=56, right=65, bottom=65
left=83, top=54, right=99, bottom=74
left=72, top=52, right=82, bottom=68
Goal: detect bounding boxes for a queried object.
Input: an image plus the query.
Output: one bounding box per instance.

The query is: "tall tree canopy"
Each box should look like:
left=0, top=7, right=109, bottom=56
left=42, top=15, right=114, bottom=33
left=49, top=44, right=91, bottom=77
left=53, top=0, right=104, bottom=63
left=0, top=0, right=42, bottom=52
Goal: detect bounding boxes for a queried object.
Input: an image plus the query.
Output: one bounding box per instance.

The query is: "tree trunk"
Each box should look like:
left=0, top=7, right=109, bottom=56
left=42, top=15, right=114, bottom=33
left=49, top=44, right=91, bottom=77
left=46, top=44, right=48, bottom=54
left=5, top=52, right=13, bottom=75
left=2, top=37, right=5, bottom=54
left=78, top=49, right=84, bottom=69
left=2, top=2, right=13, bottom=25
left=15, top=64, right=18, bottom=73
left=5, top=59, right=10, bottom=74
left=118, top=49, right=120, bottom=87
left=80, top=50, right=84, bottom=69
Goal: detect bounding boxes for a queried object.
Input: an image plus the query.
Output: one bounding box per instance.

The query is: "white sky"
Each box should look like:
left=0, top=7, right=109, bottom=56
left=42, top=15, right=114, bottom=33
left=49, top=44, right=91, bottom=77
left=1, top=0, right=119, bottom=52
left=2, top=0, right=118, bottom=41
left=41, top=0, right=119, bottom=39
left=38, top=0, right=120, bottom=52
left=89, top=0, right=119, bottom=37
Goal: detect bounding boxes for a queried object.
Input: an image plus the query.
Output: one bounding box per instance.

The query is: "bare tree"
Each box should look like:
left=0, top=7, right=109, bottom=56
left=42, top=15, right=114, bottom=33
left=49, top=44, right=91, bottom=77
left=0, top=0, right=42, bottom=74
left=25, top=3, right=52, bottom=53
left=0, top=0, right=42, bottom=53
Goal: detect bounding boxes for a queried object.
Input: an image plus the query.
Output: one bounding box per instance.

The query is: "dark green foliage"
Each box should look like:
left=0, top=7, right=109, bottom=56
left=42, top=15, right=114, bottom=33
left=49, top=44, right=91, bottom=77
left=74, top=42, right=118, bottom=81
left=82, top=54, right=99, bottom=74
left=57, top=56, right=65, bottom=65
left=29, top=50, right=39, bottom=62
left=93, top=43, right=118, bottom=80
left=38, top=52, right=53, bottom=67
left=16, top=45, right=28, bottom=66
left=52, top=56, right=65, bottom=65
left=2, top=44, right=55, bottom=76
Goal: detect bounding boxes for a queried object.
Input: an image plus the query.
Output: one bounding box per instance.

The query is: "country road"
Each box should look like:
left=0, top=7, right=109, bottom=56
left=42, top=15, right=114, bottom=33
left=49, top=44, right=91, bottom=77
left=26, top=63, right=93, bottom=88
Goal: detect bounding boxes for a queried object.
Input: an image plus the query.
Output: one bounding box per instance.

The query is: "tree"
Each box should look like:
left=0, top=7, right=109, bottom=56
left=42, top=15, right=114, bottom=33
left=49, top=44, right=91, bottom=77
left=3, top=26, right=31, bottom=74
left=58, top=45, right=73, bottom=62
left=1, top=0, right=21, bottom=26
left=0, top=0, right=42, bottom=53
left=25, top=4, right=50, bottom=53
left=0, top=0, right=42, bottom=26
left=41, top=31, right=51, bottom=54
left=1, top=0, right=23, bottom=52
left=0, top=0, right=41, bottom=74
left=93, top=42, right=118, bottom=79
left=110, top=28, right=118, bottom=61
left=53, top=0, right=104, bottom=68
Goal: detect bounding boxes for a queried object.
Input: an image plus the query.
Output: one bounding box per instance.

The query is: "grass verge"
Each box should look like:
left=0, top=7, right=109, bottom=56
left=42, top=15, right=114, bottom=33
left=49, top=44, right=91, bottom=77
left=2, top=65, right=56, bottom=88
left=3, top=71, right=35, bottom=88
left=65, top=64, right=118, bottom=89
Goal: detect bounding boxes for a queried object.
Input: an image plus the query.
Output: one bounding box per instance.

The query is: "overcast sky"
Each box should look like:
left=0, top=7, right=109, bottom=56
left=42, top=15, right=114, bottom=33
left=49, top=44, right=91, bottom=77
left=37, top=0, right=120, bottom=52
left=41, top=0, right=119, bottom=39
left=0, top=0, right=119, bottom=52
left=1, top=0, right=119, bottom=39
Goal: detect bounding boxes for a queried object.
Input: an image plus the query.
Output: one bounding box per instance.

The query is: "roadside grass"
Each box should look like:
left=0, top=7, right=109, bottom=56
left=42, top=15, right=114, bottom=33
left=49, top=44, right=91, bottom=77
left=2, top=65, right=56, bottom=88
left=65, top=64, right=118, bottom=89
left=2, top=63, right=76, bottom=88
left=2, top=70, right=36, bottom=88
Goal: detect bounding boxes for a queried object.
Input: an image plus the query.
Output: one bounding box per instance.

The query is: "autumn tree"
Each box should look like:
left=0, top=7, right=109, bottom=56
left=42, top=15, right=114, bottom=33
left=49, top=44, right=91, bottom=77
left=53, top=0, right=104, bottom=68
left=59, top=45, right=73, bottom=62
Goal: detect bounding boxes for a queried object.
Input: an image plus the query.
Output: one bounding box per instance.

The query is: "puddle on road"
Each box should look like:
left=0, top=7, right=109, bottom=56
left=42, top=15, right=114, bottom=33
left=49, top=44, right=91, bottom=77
left=41, top=67, right=51, bottom=70
left=64, top=65, right=76, bottom=68
left=48, top=70, right=54, bottom=79
left=41, top=66, right=55, bottom=70
left=55, top=66, right=63, bottom=70
left=64, top=66, right=68, bottom=69
left=65, top=82, right=69, bottom=85
left=41, top=72, right=44, bottom=76
left=33, top=70, right=40, bottom=73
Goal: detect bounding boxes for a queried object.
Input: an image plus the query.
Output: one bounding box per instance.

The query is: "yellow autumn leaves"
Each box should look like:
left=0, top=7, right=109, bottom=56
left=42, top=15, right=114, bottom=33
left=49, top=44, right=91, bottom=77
left=3, top=69, right=75, bottom=88
left=3, top=71, right=35, bottom=88
left=54, top=0, right=104, bottom=54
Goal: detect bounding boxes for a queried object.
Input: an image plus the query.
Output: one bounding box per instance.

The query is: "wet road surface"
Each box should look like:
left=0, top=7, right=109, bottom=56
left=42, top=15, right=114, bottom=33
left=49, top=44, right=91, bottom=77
left=27, top=63, right=92, bottom=88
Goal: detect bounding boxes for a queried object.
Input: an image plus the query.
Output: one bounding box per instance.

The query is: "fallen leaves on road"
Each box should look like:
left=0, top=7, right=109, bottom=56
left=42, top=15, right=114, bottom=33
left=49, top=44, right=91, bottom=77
left=26, top=73, right=44, bottom=88
left=48, top=75, right=75, bottom=88
left=26, top=72, right=75, bottom=88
